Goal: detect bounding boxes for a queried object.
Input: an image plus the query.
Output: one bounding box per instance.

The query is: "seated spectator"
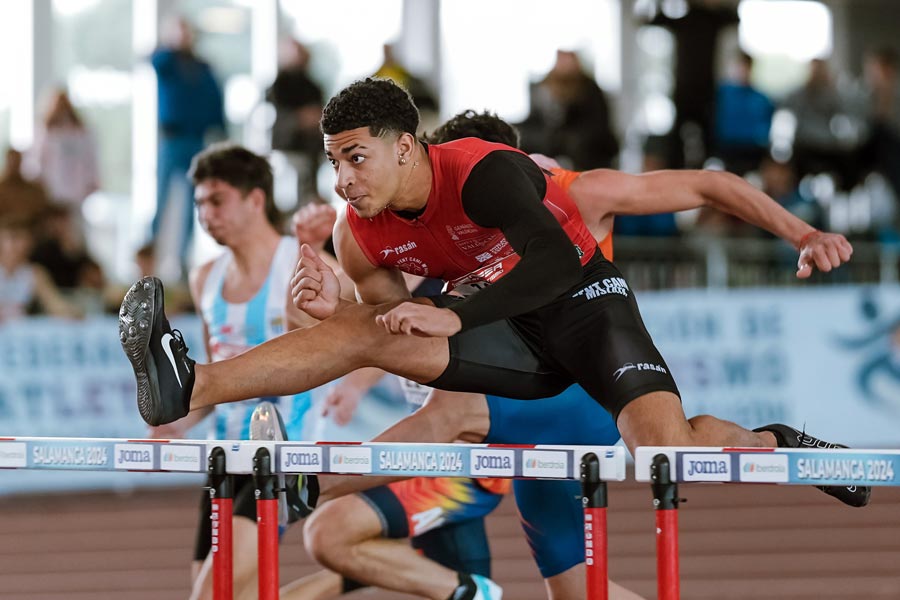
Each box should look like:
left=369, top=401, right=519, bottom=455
left=782, top=59, right=866, bottom=189
left=113, top=242, right=193, bottom=315
left=859, top=46, right=900, bottom=200
left=0, top=217, right=81, bottom=322
left=713, top=52, right=774, bottom=175
left=68, top=256, right=111, bottom=316
left=0, top=148, right=50, bottom=226
left=517, top=49, right=619, bottom=170
left=29, top=204, right=95, bottom=291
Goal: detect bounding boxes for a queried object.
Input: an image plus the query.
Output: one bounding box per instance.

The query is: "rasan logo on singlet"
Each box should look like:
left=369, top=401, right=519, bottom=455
left=572, top=277, right=630, bottom=300
left=379, top=240, right=418, bottom=259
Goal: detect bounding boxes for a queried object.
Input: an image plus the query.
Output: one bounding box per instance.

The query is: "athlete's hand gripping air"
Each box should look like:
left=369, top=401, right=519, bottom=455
left=796, top=230, right=853, bottom=279
left=376, top=302, right=463, bottom=337
left=291, top=243, right=342, bottom=320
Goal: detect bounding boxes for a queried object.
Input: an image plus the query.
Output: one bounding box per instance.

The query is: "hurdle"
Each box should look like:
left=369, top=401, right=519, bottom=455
left=0, top=437, right=626, bottom=600
left=634, top=446, right=900, bottom=600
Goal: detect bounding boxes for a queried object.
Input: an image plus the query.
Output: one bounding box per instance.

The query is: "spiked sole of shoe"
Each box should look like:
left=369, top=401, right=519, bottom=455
left=119, top=278, right=163, bottom=426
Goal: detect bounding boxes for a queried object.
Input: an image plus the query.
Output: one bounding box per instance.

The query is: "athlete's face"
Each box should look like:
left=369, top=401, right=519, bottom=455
left=324, top=127, right=406, bottom=219
left=195, top=178, right=261, bottom=245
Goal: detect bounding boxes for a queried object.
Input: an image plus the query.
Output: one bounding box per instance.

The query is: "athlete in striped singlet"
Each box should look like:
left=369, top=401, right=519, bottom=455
left=147, top=144, right=322, bottom=600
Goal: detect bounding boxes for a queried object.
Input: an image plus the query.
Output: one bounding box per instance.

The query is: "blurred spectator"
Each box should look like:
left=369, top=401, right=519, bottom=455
left=782, top=59, right=865, bottom=189
left=150, top=15, right=225, bottom=273
left=29, top=204, right=95, bottom=291
left=859, top=46, right=900, bottom=199
left=134, top=242, right=157, bottom=279
left=517, top=50, right=619, bottom=170
left=26, top=89, right=100, bottom=217
left=106, top=242, right=193, bottom=316
left=0, top=217, right=81, bottom=322
left=68, top=256, right=109, bottom=316
left=267, top=39, right=325, bottom=203
left=0, top=149, right=50, bottom=226
left=713, top=52, right=775, bottom=175
left=373, top=43, right=439, bottom=128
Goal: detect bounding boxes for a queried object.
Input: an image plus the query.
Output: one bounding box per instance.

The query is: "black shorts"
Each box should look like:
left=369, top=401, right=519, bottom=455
left=194, top=474, right=257, bottom=561
left=427, top=253, right=680, bottom=418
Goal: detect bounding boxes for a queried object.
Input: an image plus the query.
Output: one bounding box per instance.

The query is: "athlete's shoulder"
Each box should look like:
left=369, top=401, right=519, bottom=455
left=433, top=138, right=519, bottom=160
left=435, top=137, right=514, bottom=151
left=189, top=254, right=224, bottom=301
left=549, top=167, right=581, bottom=192
left=431, top=139, right=525, bottom=185
left=276, top=235, right=299, bottom=262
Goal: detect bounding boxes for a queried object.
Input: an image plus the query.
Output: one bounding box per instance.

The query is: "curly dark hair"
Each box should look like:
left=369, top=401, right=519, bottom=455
left=189, top=143, right=279, bottom=226
left=426, top=110, right=520, bottom=148
left=320, top=78, right=419, bottom=137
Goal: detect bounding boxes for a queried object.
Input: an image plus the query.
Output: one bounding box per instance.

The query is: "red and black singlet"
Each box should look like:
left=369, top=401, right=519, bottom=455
left=347, top=138, right=598, bottom=330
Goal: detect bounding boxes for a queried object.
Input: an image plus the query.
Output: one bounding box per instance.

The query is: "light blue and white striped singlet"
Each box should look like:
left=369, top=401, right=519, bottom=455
left=200, top=237, right=312, bottom=441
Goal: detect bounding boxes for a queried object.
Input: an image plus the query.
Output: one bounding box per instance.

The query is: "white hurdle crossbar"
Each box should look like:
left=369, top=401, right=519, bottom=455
left=0, top=437, right=626, bottom=480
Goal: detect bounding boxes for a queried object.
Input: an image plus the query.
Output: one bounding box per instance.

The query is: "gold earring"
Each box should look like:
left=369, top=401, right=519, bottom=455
left=399, top=157, right=407, bottom=165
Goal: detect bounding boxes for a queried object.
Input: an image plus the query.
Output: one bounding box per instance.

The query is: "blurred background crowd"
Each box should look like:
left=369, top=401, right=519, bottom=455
left=1, top=0, right=899, bottom=322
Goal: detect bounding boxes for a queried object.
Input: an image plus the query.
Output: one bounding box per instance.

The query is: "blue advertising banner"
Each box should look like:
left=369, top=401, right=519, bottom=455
left=638, top=286, right=900, bottom=448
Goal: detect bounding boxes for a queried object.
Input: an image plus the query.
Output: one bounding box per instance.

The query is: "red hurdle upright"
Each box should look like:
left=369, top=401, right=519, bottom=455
left=650, top=453, right=681, bottom=600
left=209, top=446, right=234, bottom=600
left=581, top=452, right=609, bottom=600
left=254, top=447, right=279, bottom=600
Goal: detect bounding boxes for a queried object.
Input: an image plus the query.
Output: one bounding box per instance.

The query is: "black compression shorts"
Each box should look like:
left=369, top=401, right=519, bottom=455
left=427, top=253, right=680, bottom=419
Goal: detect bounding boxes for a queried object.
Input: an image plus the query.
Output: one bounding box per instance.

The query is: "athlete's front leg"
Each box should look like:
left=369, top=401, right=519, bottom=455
left=191, top=299, right=450, bottom=412
left=117, top=279, right=452, bottom=427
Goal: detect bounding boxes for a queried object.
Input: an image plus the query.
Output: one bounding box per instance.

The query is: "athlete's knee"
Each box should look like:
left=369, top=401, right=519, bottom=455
left=332, top=303, right=382, bottom=344
left=303, top=501, right=360, bottom=568
left=418, top=394, right=464, bottom=439
left=418, top=391, right=488, bottom=442
left=617, top=391, right=694, bottom=450
left=303, top=508, right=340, bottom=566
left=686, top=414, right=719, bottom=435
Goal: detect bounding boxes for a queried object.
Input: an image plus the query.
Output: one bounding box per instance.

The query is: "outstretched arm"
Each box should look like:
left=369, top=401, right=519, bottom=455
left=573, top=168, right=852, bottom=277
